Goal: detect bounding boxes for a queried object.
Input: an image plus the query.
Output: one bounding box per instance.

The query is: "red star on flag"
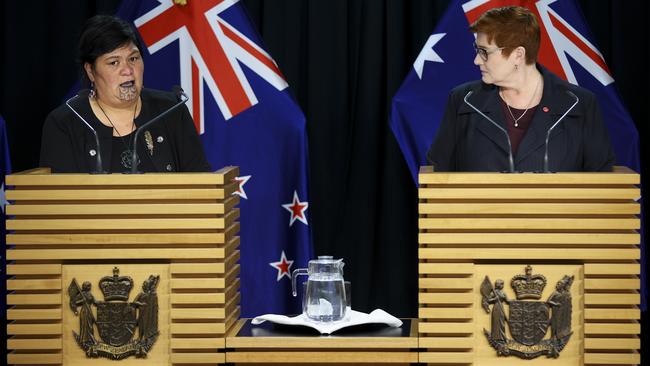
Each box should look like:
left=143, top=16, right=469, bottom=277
left=282, top=190, right=309, bottom=226
left=232, top=175, right=251, bottom=199
left=269, top=250, right=294, bottom=281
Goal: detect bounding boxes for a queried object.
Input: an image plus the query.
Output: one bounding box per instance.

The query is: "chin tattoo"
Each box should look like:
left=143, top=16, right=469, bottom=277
left=119, top=86, right=138, bottom=101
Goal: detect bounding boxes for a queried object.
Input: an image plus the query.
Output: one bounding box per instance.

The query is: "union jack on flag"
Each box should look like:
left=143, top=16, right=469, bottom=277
left=117, top=0, right=313, bottom=316
left=390, top=0, right=643, bottom=307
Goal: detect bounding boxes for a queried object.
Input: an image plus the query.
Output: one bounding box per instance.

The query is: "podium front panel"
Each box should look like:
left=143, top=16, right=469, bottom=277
left=418, top=166, right=640, bottom=365
left=4, top=167, right=241, bottom=366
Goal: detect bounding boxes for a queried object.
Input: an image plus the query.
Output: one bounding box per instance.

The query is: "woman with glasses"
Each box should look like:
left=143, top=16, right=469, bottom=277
left=426, top=6, right=614, bottom=172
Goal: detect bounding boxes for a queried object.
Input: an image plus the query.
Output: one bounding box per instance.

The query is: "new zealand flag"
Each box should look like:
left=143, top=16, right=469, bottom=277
left=390, top=0, right=642, bottom=307
left=115, top=0, right=312, bottom=316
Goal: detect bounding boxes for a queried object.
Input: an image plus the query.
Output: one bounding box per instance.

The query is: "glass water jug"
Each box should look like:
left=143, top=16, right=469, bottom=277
left=291, top=256, right=347, bottom=322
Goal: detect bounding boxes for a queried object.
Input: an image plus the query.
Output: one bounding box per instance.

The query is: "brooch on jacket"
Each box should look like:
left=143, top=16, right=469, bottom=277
left=144, top=131, right=154, bottom=156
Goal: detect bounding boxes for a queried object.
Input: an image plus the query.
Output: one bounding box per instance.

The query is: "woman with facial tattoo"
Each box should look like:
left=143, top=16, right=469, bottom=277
left=40, top=15, right=210, bottom=173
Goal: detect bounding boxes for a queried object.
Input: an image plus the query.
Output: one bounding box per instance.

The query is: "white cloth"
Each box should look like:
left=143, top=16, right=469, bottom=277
left=251, top=309, right=402, bottom=335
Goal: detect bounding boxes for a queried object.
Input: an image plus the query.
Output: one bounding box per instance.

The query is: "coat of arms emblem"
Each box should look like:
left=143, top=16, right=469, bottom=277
left=67, top=267, right=160, bottom=359
left=480, top=265, right=574, bottom=359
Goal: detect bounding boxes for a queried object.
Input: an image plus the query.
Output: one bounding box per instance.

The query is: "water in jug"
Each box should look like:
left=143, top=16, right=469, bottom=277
left=291, top=256, right=346, bottom=322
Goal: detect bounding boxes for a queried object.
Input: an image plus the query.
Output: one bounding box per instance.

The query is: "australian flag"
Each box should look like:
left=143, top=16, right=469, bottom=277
left=390, top=0, right=643, bottom=307
left=115, top=0, right=312, bottom=316
left=1, top=114, right=11, bottom=350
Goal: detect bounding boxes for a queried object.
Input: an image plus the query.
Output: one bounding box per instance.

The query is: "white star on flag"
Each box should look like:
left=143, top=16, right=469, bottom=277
left=232, top=175, right=251, bottom=199
left=282, top=190, right=309, bottom=226
left=1, top=182, right=8, bottom=214
left=414, top=33, right=446, bottom=79
left=269, top=250, right=294, bottom=281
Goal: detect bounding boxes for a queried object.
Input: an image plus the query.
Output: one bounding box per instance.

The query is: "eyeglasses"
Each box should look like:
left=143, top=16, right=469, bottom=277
left=473, top=42, right=505, bottom=61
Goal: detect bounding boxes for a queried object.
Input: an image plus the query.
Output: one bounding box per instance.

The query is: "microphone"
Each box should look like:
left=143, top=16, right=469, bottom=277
left=542, top=90, right=579, bottom=173
left=129, top=86, right=189, bottom=173
left=65, top=90, right=107, bottom=174
left=463, top=90, right=515, bottom=173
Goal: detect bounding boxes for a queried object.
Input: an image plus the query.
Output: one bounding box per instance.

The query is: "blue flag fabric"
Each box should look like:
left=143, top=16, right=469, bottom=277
left=390, top=0, right=643, bottom=308
left=1, top=115, right=11, bottom=342
left=113, top=0, right=312, bottom=316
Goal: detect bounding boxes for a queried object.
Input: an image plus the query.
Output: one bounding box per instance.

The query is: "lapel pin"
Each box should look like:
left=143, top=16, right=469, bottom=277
left=144, top=131, right=154, bottom=156
left=543, top=106, right=549, bottom=112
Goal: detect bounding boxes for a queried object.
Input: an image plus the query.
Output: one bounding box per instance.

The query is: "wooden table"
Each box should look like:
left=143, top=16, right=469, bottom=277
left=225, top=318, right=419, bottom=364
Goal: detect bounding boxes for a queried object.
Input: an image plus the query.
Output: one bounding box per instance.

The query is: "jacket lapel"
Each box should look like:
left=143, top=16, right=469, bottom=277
left=460, top=84, right=512, bottom=154
left=515, top=66, right=582, bottom=165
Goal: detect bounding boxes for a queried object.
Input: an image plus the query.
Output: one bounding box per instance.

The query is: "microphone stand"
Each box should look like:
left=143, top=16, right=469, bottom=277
left=65, top=92, right=107, bottom=174
left=463, top=91, right=516, bottom=173
left=128, top=88, right=189, bottom=174
left=543, top=90, right=579, bottom=173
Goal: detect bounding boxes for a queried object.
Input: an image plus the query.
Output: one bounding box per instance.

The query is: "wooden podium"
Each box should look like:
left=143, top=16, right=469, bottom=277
left=4, top=167, right=241, bottom=365
left=418, top=166, right=641, bottom=365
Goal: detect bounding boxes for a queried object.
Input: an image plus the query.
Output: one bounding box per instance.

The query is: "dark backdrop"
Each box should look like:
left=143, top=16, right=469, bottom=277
left=1, top=0, right=648, bottom=350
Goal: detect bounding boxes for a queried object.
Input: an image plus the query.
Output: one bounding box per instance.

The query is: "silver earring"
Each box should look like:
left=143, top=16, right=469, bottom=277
left=89, top=81, right=96, bottom=98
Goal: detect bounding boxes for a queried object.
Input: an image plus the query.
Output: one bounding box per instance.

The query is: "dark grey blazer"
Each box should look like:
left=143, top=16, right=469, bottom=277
left=426, top=65, right=615, bottom=172
left=40, top=89, right=211, bottom=173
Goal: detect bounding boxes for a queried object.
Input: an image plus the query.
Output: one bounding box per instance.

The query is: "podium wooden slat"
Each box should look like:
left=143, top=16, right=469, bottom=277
left=585, top=293, right=640, bottom=305
left=7, top=338, right=62, bottom=350
left=170, top=338, right=226, bottom=349
left=6, top=187, right=236, bottom=200
left=418, top=307, right=473, bottom=319
left=585, top=263, right=641, bottom=275
left=4, top=167, right=240, bottom=366
left=6, top=198, right=239, bottom=215
left=7, top=323, right=62, bottom=335
left=419, top=202, right=640, bottom=215
left=7, top=353, right=63, bottom=365
left=7, top=231, right=235, bottom=245
left=419, top=248, right=639, bottom=260
left=584, top=338, right=641, bottom=349
left=419, top=217, right=639, bottom=230
left=7, top=308, right=62, bottom=320
left=418, top=166, right=641, bottom=365
left=170, top=353, right=226, bottom=364
left=584, top=353, right=640, bottom=365
left=7, top=294, right=62, bottom=305
left=584, top=323, right=640, bottom=335
left=419, top=293, right=474, bottom=304
left=6, top=279, right=61, bottom=290
left=419, top=232, right=639, bottom=245
left=7, top=217, right=230, bottom=230
left=418, top=337, right=474, bottom=349
left=6, top=264, right=62, bottom=275
left=419, top=187, right=640, bottom=200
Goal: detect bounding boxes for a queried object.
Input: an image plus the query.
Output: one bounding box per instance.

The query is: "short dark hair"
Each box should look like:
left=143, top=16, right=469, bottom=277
left=469, top=6, right=540, bottom=65
left=78, top=15, right=143, bottom=80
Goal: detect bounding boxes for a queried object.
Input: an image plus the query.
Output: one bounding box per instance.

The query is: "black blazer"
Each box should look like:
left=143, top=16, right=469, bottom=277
left=426, top=65, right=615, bottom=172
left=40, top=89, right=211, bottom=173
